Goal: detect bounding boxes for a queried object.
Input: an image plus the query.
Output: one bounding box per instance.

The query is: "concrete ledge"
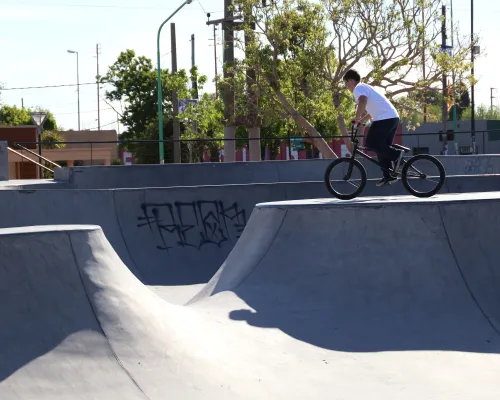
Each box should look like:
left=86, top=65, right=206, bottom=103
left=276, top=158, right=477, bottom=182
left=55, top=155, right=500, bottom=189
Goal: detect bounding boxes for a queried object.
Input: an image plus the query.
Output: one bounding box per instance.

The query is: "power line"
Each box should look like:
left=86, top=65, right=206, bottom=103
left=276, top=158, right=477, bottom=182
left=52, top=107, right=113, bottom=115
left=12, top=0, right=223, bottom=12
left=87, top=120, right=116, bottom=130
left=2, top=82, right=97, bottom=91
left=197, top=0, right=208, bottom=14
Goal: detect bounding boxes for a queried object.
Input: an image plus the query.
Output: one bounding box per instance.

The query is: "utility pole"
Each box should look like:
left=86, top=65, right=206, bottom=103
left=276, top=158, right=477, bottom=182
left=171, top=23, right=181, bottom=163
left=491, top=88, right=497, bottom=112
left=471, top=0, right=476, bottom=153
left=209, top=17, right=219, bottom=99
left=207, top=0, right=237, bottom=162
left=190, top=33, right=199, bottom=136
left=422, top=6, right=427, bottom=122
left=190, top=34, right=198, bottom=99
left=222, top=0, right=236, bottom=162
left=96, top=43, right=101, bottom=131
left=441, top=5, right=448, bottom=132
left=244, top=5, right=261, bottom=161
left=451, top=0, right=457, bottom=132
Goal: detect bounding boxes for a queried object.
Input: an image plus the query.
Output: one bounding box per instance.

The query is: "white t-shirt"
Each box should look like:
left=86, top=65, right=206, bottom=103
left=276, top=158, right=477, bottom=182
left=353, top=83, right=399, bottom=121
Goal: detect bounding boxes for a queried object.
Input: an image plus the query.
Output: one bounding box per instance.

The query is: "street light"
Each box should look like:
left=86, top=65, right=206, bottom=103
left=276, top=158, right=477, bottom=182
left=157, top=0, right=193, bottom=164
left=30, top=111, right=47, bottom=178
left=67, top=50, right=81, bottom=131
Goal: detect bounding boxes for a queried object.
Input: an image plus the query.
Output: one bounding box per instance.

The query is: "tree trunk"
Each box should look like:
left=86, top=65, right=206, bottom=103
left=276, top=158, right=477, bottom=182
left=273, top=88, right=338, bottom=159
left=248, top=127, right=261, bottom=161
left=223, top=126, right=236, bottom=162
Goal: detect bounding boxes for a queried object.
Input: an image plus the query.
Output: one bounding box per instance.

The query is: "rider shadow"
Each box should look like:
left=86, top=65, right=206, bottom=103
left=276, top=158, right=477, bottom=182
left=227, top=285, right=500, bottom=354
left=224, top=211, right=500, bottom=355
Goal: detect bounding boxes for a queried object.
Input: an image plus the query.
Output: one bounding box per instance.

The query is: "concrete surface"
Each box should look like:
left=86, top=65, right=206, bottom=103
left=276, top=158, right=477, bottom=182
left=186, top=192, right=500, bottom=398
left=0, top=226, right=148, bottom=400
left=2, top=191, right=500, bottom=399
left=55, top=155, right=500, bottom=189
left=0, top=175, right=498, bottom=296
left=0, top=179, right=70, bottom=190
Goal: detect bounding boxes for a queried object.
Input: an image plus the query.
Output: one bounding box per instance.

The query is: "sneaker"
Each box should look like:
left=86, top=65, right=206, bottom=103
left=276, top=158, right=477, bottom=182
left=376, top=177, right=398, bottom=187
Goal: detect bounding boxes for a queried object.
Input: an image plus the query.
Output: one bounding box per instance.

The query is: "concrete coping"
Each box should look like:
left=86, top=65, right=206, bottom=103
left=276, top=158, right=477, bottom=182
left=256, top=191, right=500, bottom=208
left=0, top=225, right=101, bottom=236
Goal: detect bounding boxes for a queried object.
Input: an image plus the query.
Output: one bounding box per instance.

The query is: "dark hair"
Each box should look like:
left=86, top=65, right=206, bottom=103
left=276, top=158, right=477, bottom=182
left=343, top=69, right=361, bottom=83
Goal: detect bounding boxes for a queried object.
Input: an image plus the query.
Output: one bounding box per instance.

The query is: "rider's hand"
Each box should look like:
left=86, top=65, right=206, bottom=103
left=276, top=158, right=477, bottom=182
left=351, top=118, right=361, bottom=126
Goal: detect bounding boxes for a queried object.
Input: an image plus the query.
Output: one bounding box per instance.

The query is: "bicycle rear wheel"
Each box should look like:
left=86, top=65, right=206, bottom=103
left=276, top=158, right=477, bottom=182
left=401, top=154, right=446, bottom=198
left=324, top=157, right=367, bottom=200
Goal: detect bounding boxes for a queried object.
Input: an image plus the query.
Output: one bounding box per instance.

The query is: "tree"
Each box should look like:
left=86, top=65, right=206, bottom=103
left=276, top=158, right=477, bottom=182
left=462, top=105, right=500, bottom=121
left=231, top=0, right=476, bottom=157
left=101, top=50, right=220, bottom=164
left=0, top=104, right=58, bottom=130
left=100, top=50, right=168, bottom=163
left=448, top=83, right=470, bottom=121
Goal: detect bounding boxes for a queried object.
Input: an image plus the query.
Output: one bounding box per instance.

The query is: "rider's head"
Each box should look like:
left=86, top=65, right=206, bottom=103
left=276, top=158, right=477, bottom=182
left=343, top=69, right=361, bottom=93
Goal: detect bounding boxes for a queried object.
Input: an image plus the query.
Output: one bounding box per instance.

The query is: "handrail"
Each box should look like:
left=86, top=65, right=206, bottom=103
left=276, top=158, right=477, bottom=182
left=7, top=147, right=54, bottom=173
left=14, top=143, right=61, bottom=168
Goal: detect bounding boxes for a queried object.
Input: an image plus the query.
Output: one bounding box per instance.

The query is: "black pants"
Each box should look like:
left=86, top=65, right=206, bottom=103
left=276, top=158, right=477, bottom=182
left=365, top=118, right=400, bottom=178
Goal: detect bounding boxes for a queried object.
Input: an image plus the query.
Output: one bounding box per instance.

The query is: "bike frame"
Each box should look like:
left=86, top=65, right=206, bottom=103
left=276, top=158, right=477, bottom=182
left=345, top=124, right=404, bottom=177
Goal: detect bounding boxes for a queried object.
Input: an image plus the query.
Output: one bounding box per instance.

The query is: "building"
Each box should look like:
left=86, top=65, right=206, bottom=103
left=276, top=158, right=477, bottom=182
left=401, top=120, right=500, bottom=155
left=0, top=126, right=119, bottom=179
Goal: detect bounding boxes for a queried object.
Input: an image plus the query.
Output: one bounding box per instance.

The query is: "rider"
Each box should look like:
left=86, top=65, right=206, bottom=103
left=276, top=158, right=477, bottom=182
left=343, top=69, right=404, bottom=186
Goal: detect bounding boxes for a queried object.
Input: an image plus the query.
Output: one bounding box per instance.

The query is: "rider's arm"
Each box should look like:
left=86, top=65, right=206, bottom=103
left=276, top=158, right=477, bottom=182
left=355, top=96, right=368, bottom=122
left=360, top=112, right=371, bottom=123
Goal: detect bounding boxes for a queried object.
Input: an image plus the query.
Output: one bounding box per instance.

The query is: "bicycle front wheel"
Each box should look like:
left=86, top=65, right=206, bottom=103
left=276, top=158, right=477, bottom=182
left=324, top=157, right=367, bottom=200
left=401, top=154, right=446, bottom=198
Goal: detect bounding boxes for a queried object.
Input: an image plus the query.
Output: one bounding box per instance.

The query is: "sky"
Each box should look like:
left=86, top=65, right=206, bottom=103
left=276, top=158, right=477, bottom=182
left=0, top=0, right=498, bottom=132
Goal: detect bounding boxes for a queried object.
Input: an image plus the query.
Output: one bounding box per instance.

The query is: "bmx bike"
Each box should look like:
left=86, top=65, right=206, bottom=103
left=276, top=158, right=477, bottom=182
left=324, top=122, right=446, bottom=200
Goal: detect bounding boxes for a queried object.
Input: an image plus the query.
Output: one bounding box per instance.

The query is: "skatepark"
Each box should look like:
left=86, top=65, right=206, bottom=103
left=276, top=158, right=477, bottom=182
left=1, top=159, right=500, bottom=399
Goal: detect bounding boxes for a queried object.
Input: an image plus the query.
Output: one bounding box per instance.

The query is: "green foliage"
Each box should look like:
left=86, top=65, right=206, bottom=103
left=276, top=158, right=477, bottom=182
left=232, top=0, right=476, bottom=150
left=178, top=67, right=224, bottom=162
left=0, top=104, right=58, bottom=130
left=462, top=105, right=500, bottom=121
left=101, top=49, right=164, bottom=131
left=41, top=131, right=66, bottom=149
left=101, top=50, right=218, bottom=163
left=111, top=158, right=124, bottom=165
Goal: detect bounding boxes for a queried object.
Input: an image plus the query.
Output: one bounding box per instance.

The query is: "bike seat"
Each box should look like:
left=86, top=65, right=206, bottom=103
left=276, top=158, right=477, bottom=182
left=391, top=143, right=410, bottom=153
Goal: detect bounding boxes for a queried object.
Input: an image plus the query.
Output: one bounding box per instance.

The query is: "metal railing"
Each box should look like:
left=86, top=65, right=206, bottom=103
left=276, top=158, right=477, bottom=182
left=12, top=129, right=500, bottom=165
left=7, top=147, right=55, bottom=173
left=14, top=143, right=62, bottom=170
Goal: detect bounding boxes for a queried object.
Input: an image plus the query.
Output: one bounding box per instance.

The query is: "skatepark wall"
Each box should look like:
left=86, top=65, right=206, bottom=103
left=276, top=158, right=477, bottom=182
left=55, top=155, right=500, bottom=189
left=0, top=176, right=499, bottom=286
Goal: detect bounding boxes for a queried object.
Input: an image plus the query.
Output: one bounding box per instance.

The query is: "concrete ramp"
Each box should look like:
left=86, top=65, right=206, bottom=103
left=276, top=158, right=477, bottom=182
left=0, top=226, right=147, bottom=399
left=3, top=193, right=500, bottom=399
left=184, top=193, right=500, bottom=398
left=0, top=225, right=248, bottom=399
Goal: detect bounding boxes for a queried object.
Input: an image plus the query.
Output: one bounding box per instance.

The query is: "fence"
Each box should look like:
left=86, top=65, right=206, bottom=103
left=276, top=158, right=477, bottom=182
left=13, top=129, right=500, bottom=166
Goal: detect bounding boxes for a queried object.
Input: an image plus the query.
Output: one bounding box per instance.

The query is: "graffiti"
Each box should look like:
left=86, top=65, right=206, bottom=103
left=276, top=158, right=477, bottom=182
left=137, top=200, right=247, bottom=251
left=463, top=158, right=494, bottom=175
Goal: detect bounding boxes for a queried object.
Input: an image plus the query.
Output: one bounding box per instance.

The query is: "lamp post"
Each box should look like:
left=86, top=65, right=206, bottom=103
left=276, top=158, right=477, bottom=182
left=30, top=111, right=47, bottom=179
left=67, top=50, right=81, bottom=131
left=157, top=0, right=193, bottom=164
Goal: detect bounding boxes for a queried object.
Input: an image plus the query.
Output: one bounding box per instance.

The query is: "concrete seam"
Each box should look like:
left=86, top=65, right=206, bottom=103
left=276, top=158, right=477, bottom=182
left=66, top=231, right=151, bottom=400
left=233, top=208, right=289, bottom=291
left=112, top=189, right=144, bottom=281
left=437, top=204, right=500, bottom=337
